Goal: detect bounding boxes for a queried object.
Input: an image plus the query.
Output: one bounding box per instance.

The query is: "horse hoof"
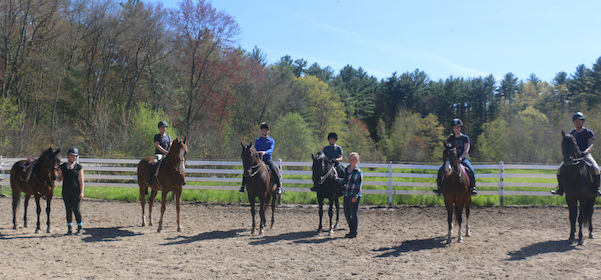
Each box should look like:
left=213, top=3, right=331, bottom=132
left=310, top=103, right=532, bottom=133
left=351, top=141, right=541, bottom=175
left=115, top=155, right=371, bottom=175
left=466, top=232, right=471, bottom=237
left=328, top=230, right=333, bottom=236
left=12, top=225, right=17, bottom=230
left=177, top=226, right=183, bottom=232
left=35, top=228, right=40, bottom=234
left=446, top=239, right=451, bottom=245
left=157, top=227, right=162, bottom=233
left=578, top=240, right=584, bottom=246
left=47, top=228, right=51, bottom=234
left=590, top=233, right=594, bottom=239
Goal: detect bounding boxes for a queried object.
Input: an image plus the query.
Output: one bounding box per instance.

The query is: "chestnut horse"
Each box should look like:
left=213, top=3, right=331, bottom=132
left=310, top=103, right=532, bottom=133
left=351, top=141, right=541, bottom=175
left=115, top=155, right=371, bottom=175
left=137, top=137, right=187, bottom=232
left=439, top=141, right=471, bottom=244
left=311, top=152, right=342, bottom=235
left=10, top=148, right=61, bottom=233
left=560, top=131, right=596, bottom=245
left=241, top=142, right=276, bottom=235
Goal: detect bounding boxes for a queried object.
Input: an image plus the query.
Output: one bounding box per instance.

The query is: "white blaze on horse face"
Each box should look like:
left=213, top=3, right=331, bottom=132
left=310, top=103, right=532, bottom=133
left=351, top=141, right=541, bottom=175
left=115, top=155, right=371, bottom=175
left=443, top=160, right=452, bottom=175
left=178, top=148, right=186, bottom=172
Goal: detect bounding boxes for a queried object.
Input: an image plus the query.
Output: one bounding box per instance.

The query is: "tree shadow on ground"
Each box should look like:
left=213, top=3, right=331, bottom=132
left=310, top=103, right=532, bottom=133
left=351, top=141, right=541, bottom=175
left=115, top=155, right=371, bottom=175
left=506, top=240, right=576, bottom=261
left=373, top=237, right=447, bottom=258
left=81, top=227, right=142, bottom=243
left=248, top=230, right=318, bottom=246
left=160, top=229, right=244, bottom=246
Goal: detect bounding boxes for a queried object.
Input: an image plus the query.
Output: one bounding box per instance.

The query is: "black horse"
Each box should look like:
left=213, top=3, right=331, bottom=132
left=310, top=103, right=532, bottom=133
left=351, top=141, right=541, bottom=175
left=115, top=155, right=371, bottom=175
left=560, top=131, right=596, bottom=245
left=311, top=152, right=343, bottom=235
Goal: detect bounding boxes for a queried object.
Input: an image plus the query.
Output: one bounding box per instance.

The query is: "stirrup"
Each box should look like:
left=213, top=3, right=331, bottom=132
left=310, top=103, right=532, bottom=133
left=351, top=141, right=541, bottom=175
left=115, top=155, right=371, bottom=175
left=432, top=188, right=441, bottom=195
left=239, top=186, right=245, bottom=193
left=551, top=189, right=563, bottom=195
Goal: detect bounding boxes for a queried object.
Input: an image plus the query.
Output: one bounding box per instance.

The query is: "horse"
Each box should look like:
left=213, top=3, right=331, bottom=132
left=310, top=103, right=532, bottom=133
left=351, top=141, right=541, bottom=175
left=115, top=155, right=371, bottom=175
left=10, top=148, right=61, bottom=233
left=311, top=152, right=342, bottom=235
left=439, top=141, right=471, bottom=244
left=241, top=142, right=277, bottom=235
left=137, top=137, right=187, bottom=232
left=559, top=131, right=596, bottom=245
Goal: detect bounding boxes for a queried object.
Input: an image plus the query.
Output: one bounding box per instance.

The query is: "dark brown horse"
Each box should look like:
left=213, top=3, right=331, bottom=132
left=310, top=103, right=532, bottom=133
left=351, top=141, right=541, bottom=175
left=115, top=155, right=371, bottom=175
left=560, top=131, right=596, bottom=245
left=311, top=152, right=341, bottom=235
left=439, top=141, right=471, bottom=244
left=10, top=148, right=61, bottom=233
left=137, top=137, right=187, bottom=232
left=241, top=142, right=276, bottom=235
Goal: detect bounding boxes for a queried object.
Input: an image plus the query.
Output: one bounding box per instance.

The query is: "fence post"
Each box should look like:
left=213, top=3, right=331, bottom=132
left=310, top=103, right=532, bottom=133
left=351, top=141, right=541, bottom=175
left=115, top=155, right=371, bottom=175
left=499, top=161, right=504, bottom=206
left=388, top=161, right=393, bottom=206
left=278, top=158, right=282, bottom=205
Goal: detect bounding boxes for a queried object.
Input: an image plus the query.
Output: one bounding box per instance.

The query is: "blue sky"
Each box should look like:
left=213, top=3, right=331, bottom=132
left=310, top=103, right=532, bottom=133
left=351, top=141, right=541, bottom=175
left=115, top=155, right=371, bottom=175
left=155, top=0, right=601, bottom=82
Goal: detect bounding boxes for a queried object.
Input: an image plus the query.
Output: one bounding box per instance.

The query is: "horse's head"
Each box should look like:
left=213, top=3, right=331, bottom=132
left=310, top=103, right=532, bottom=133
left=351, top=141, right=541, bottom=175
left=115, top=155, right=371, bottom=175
left=311, top=152, right=330, bottom=184
left=169, top=137, right=188, bottom=173
left=241, top=142, right=260, bottom=177
left=38, top=147, right=61, bottom=181
left=561, top=130, right=581, bottom=165
left=442, top=141, right=459, bottom=176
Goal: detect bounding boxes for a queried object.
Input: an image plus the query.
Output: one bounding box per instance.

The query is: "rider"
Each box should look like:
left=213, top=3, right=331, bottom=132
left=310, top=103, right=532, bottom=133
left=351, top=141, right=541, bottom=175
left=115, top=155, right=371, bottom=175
left=311, top=132, right=344, bottom=192
left=56, top=147, right=85, bottom=235
left=239, top=122, right=282, bottom=194
left=552, top=112, right=601, bottom=196
left=433, top=118, right=477, bottom=196
left=148, top=121, right=172, bottom=185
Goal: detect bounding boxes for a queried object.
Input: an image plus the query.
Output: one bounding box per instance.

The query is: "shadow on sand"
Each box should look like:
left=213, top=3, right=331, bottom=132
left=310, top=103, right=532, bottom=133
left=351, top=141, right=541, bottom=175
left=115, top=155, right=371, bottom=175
left=81, top=227, right=142, bottom=243
left=248, top=230, right=319, bottom=245
left=160, top=229, right=244, bottom=246
left=506, top=240, right=577, bottom=261
left=373, top=237, right=447, bottom=258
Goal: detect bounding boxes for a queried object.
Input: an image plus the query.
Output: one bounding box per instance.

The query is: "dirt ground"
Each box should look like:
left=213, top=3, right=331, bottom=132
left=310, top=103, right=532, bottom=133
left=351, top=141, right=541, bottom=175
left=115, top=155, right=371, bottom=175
left=1, top=196, right=601, bottom=279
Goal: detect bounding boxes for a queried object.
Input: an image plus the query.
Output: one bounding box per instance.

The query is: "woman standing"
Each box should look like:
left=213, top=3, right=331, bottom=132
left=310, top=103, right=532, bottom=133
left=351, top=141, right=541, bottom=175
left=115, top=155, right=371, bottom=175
left=342, top=152, right=362, bottom=238
left=57, top=147, right=85, bottom=235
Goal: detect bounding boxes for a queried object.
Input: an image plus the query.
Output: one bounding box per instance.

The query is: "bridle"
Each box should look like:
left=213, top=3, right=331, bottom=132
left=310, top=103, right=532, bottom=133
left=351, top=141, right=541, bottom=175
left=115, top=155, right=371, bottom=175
left=313, top=155, right=335, bottom=185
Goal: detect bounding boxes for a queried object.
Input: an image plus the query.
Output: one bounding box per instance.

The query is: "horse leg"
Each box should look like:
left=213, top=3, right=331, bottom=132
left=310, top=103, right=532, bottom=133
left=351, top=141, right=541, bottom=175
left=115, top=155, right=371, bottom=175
left=148, top=189, right=158, bottom=226
left=249, top=197, right=256, bottom=235
left=157, top=190, right=167, bottom=233
left=258, top=197, right=266, bottom=236
left=23, top=194, right=31, bottom=228
left=334, top=198, right=340, bottom=229
left=12, top=191, right=20, bottom=229
left=46, top=196, right=52, bottom=233
left=175, top=189, right=183, bottom=232
left=140, top=187, right=147, bottom=226
left=456, top=205, right=463, bottom=243
left=465, top=204, right=471, bottom=237
left=567, top=199, right=577, bottom=242
left=588, top=202, right=594, bottom=239
left=317, top=195, right=323, bottom=233
left=34, top=196, right=42, bottom=233
left=270, top=193, right=276, bottom=230
left=446, top=206, right=453, bottom=244
left=328, top=196, right=334, bottom=235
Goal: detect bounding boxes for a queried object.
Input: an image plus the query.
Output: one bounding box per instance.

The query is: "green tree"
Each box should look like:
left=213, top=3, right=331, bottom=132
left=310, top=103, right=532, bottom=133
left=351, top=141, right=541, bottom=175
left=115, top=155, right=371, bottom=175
left=476, top=118, right=510, bottom=162
left=270, top=113, right=316, bottom=160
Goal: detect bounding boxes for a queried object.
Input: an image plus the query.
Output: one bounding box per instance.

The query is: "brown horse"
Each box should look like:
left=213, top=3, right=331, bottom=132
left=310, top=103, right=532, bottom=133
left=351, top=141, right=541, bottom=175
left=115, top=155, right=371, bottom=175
left=241, top=142, right=277, bottom=235
left=439, top=141, right=472, bottom=244
left=137, top=137, right=187, bottom=232
left=10, top=148, right=61, bottom=233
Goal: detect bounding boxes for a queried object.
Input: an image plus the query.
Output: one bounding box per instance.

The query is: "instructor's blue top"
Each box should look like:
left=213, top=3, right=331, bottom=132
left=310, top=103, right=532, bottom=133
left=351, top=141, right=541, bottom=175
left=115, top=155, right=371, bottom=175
left=255, top=136, right=274, bottom=160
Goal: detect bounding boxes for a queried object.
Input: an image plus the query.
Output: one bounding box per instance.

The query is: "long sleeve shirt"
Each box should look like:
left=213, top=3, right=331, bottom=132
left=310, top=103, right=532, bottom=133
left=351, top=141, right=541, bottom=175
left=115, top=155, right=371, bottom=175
left=255, top=136, right=274, bottom=160
left=343, top=167, right=363, bottom=198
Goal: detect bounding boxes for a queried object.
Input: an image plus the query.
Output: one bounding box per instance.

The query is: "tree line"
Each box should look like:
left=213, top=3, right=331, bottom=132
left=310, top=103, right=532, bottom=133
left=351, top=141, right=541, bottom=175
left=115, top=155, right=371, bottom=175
left=2, top=0, right=601, bottom=163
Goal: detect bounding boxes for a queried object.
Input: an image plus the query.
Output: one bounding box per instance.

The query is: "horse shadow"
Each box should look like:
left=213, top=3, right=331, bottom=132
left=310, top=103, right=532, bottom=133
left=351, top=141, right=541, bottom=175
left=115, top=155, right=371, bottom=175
left=81, top=227, right=142, bottom=243
left=506, top=240, right=576, bottom=261
left=373, top=237, right=447, bottom=258
left=160, top=229, right=244, bottom=246
left=248, top=230, right=318, bottom=246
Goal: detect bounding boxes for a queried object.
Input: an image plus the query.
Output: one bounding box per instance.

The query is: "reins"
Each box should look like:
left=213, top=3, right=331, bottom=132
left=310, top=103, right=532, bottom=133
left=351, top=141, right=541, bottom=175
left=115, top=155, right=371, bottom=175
left=315, top=162, right=335, bottom=185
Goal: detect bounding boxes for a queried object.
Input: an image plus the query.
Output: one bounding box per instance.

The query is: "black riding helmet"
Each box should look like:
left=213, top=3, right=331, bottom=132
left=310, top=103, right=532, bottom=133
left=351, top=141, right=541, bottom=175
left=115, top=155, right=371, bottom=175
left=327, top=132, right=338, bottom=140
left=573, top=112, right=585, bottom=121
left=158, top=121, right=168, bottom=128
left=260, top=122, right=270, bottom=130
left=68, top=147, right=79, bottom=156
left=451, top=118, right=463, bottom=127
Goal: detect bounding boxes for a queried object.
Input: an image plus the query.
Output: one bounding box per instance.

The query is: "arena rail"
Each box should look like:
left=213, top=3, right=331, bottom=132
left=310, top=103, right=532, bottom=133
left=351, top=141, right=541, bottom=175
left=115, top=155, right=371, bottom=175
left=0, top=157, right=557, bottom=206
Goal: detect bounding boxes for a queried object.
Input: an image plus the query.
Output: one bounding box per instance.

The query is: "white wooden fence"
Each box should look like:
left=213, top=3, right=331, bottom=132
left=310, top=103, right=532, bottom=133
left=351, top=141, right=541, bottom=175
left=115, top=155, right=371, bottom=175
left=0, top=157, right=558, bottom=205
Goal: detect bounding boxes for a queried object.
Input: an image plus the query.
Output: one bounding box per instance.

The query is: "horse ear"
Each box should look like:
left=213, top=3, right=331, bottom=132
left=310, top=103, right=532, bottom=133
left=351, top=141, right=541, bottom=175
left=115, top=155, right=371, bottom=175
left=311, top=154, right=315, bottom=160
left=249, top=142, right=253, bottom=147
left=240, top=141, right=244, bottom=148
left=561, top=130, right=565, bottom=137
left=183, top=136, right=187, bottom=144
left=54, top=149, right=60, bottom=155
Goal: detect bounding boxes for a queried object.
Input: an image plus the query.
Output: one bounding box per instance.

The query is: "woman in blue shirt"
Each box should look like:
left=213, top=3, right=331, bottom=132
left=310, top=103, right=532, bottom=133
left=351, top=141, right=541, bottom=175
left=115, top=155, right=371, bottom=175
left=240, top=122, right=282, bottom=194
left=341, top=152, right=362, bottom=238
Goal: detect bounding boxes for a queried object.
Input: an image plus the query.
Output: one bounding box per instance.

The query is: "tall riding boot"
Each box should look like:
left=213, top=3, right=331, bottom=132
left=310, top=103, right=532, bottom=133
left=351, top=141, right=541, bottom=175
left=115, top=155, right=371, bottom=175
left=66, top=225, right=73, bottom=236
left=469, top=172, right=477, bottom=196
left=433, top=168, right=443, bottom=195
left=594, top=174, right=601, bottom=197
left=551, top=174, right=564, bottom=195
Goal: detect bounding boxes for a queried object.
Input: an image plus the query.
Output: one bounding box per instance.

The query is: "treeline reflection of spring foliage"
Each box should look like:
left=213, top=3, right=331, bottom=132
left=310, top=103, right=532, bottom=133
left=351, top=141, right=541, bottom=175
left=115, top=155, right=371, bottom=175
left=2, top=0, right=601, bottom=163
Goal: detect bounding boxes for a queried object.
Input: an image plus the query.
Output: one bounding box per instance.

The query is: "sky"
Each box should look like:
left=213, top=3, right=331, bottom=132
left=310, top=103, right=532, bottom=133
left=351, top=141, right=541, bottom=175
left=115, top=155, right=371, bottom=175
left=154, top=0, right=601, bottom=82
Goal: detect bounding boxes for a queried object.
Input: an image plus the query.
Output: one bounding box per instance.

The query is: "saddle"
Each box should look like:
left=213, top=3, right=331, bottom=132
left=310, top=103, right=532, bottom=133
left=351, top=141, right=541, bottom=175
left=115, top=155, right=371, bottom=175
left=21, top=158, right=37, bottom=182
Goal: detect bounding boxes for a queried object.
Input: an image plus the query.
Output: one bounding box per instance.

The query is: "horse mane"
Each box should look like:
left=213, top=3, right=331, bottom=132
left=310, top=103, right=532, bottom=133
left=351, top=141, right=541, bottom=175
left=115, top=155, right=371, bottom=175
left=562, top=132, right=582, bottom=164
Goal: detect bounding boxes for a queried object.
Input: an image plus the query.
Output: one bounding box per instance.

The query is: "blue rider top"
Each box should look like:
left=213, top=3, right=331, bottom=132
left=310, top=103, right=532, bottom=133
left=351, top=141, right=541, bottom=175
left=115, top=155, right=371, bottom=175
left=323, top=144, right=343, bottom=161
left=255, top=136, right=274, bottom=161
left=569, top=128, right=595, bottom=152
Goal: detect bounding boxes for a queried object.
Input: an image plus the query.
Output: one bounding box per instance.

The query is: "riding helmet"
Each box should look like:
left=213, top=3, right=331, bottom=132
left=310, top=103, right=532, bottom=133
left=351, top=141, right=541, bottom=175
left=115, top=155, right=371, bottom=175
left=68, top=147, right=79, bottom=156
left=260, top=122, right=270, bottom=130
left=572, top=112, right=585, bottom=121
left=451, top=118, right=463, bottom=127
left=158, top=121, right=168, bottom=128
left=327, top=132, right=338, bottom=140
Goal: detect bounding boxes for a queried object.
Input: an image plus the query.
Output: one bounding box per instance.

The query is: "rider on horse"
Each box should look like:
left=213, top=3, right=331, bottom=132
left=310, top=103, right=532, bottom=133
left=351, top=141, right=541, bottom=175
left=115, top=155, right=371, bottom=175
left=311, top=132, right=344, bottom=192
left=239, top=122, right=282, bottom=194
left=552, top=112, right=601, bottom=196
left=148, top=121, right=172, bottom=186
left=433, top=118, right=477, bottom=196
